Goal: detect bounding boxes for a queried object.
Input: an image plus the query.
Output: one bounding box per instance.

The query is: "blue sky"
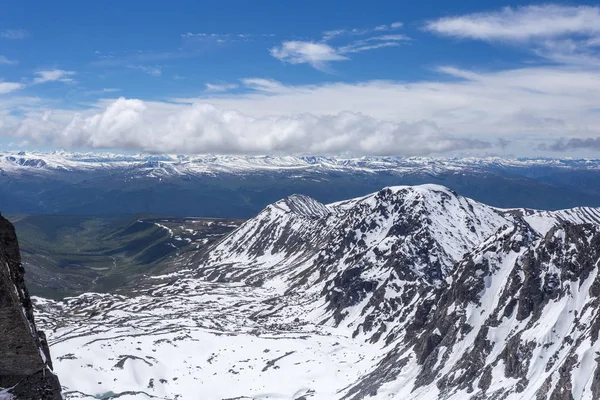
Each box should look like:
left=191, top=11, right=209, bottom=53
left=1, top=1, right=600, bottom=156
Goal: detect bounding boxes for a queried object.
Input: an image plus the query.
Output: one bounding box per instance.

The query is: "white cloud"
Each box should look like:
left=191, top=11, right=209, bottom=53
left=3, top=97, right=489, bottom=156
left=205, top=83, right=239, bottom=92
left=0, top=82, right=23, bottom=94
left=5, top=62, right=600, bottom=156
left=270, top=42, right=348, bottom=71
left=270, top=25, right=409, bottom=71
left=425, top=5, right=600, bottom=41
left=338, top=35, right=409, bottom=54
left=324, top=22, right=403, bottom=40
left=128, top=65, right=162, bottom=77
left=1, top=29, right=29, bottom=40
left=33, top=69, right=76, bottom=84
left=170, top=65, right=600, bottom=147
left=240, top=78, right=290, bottom=93
left=0, top=55, right=17, bottom=65
left=181, top=32, right=263, bottom=44
left=425, top=5, right=600, bottom=67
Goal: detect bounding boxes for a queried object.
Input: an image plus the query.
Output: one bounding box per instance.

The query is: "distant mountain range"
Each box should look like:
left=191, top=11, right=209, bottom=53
left=33, top=185, right=600, bottom=399
left=3, top=151, right=600, bottom=217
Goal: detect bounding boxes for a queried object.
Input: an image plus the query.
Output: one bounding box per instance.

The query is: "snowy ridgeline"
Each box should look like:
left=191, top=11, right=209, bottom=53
left=1, top=151, right=599, bottom=176
left=33, top=184, right=600, bottom=400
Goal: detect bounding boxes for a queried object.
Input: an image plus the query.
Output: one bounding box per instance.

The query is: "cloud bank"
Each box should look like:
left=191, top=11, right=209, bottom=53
left=3, top=61, right=600, bottom=156
left=4, top=97, right=491, bottom=156
left=540, top=137, right=600, bottom=151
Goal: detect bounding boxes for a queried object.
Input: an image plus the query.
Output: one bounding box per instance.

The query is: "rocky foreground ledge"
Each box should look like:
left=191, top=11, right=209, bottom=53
left=0, top=213, right=61, bottom=399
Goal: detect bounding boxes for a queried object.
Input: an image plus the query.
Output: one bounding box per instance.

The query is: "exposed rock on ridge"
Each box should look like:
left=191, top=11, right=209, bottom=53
left=0, top=212, right=61, bottom=399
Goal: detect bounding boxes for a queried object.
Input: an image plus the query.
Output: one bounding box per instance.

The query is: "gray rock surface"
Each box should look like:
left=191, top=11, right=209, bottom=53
left=0, top=212, right=61, bottom=399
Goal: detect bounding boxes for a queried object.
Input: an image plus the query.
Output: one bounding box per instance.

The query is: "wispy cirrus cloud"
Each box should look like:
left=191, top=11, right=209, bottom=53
left=0, top=55, right=17, bottom=65
left=425, top=5, right=600, bottom=66
left=84, top=88, right=121, bottom=96
left=128, top=65, right=162, bottom=77
left=323, top=22, right=403, bottom=41
left=205, top=83, right=239, bottom=92
left=181, top=32, right=255, bottom=43
left=91, top=33, right=269, bottom=77
left=0, top=82, right=23, bottom=94
left=33, top=69, right=76, bottom=84
left=270, top=22, right=409, bottom=71
left=425, top=5, right=600, bottom=41
left=0, top=69, right=74, bottom=96
left=1, top=29, right=29, bottom=40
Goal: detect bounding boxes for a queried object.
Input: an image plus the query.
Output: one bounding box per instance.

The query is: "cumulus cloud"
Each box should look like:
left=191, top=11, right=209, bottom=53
left=33, top=69, right=76, bottom=84
left=5, top=56, right=600, bottom=156
left=1, top=29, right=29, bottom=40
left=270, top=42, right=348, bottom=70
left=162, top=65, right=600, bottom=157
left=2, top=97, right=490, bottom=156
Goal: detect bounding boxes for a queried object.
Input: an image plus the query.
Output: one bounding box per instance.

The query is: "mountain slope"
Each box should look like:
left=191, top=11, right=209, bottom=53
left=9, top=214, right=242, bottom=299
left=32, top=185, right=600, bottom=399
left=345, top=221, right=600, bottom=399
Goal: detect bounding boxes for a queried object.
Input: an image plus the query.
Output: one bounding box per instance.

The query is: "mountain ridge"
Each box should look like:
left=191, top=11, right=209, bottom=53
left=5, top=151, right=600, bottom=217
left=30, top=185, right=600, bottom=399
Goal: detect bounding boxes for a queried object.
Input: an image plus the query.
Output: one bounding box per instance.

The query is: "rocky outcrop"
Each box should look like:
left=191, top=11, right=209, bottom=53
left=0, top=212, right=61, bottom=399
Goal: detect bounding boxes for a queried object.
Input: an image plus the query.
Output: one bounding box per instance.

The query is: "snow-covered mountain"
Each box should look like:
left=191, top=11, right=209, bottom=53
left=32, top=185, right=600, bottom=399
left=4, top=151, right=600, bottom=176
left=3, top=151, right=600, bottom=217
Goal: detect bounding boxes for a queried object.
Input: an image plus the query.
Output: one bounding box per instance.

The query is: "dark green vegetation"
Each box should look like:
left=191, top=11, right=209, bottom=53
left=8, top=214, right=243, bottom=299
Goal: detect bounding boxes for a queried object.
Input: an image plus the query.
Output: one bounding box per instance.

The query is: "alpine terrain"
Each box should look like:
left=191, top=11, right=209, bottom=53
left=4, top=152, right=600, bottom=217
left=29, top=184, right=600, bottom=399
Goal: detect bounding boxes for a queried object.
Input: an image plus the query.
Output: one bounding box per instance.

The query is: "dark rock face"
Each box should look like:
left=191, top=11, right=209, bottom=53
left=0, top=212, right=61, bottom=399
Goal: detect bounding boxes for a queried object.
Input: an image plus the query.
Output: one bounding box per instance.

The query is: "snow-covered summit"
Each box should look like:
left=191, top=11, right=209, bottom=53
left=31, top=184, right=600, bottom=400
left=272, top=194, right=332, bottom=219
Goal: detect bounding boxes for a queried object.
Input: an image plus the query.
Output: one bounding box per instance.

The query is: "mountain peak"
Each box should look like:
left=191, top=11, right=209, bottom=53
left=274, top=194, right=331, bottom=219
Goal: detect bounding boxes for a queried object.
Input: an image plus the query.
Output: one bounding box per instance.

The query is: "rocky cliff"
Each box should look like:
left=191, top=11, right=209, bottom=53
left=0, top=212, right=61, bottom=399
